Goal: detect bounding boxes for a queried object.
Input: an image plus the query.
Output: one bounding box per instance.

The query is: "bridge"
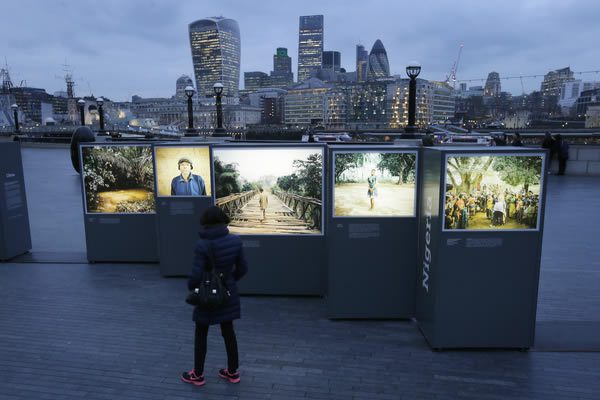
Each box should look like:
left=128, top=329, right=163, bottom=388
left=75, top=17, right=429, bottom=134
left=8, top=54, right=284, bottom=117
left=216, top=189, right=322, bottom=235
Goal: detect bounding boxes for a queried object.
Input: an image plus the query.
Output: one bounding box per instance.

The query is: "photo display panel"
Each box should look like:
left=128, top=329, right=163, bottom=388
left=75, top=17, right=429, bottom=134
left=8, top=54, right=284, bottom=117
left=443, top=153, right=544, bottom=231
left=212, top=146, right=324, bottom=235
left=333, top=150, right=417, bottom=217
left=81, top=144, right=156, bottom=214
left=154, top=145, right=212, bottom=197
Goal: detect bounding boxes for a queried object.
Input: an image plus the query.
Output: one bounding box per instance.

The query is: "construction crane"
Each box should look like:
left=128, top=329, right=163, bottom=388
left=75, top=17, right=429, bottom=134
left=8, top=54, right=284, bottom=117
left=445, top=44, right=464, bottom=89
left=519, top=74, right=525, bottom=95
left=54, top=62, right=77, bottom=98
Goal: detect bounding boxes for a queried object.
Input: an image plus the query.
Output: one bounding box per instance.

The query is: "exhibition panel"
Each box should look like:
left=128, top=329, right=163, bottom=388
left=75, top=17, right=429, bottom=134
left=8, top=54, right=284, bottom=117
left=416, top=147, right=548, bottom=349
left=79, top=143, right=159, bottom=262
left=153, top=144, right=214, bottom=276
left=212, top=143, right=327, bottom=295
left=0, top=142, right=32, bottom=260
left=327, top=145, right=420, bottom=318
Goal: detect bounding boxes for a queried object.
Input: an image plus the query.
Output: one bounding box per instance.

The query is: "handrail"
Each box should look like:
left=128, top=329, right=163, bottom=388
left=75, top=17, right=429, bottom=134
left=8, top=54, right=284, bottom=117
left=215, top=190, right=258, bottom=216
left=272, top=189, right=322, bottom=230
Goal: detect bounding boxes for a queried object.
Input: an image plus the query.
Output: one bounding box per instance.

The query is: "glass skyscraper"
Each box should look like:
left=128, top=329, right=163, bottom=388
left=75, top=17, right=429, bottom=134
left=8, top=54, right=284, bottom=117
left=322, top=51, right=341, bottom=73
left=270, top=47, right=294, bottom=88
left=367, top=40, right=390, bottom=80
left=298, top=15, right=324, bottom=83
left=188, top=17, right=241, bottom=98
left=356, top=45, right=368, bottom=82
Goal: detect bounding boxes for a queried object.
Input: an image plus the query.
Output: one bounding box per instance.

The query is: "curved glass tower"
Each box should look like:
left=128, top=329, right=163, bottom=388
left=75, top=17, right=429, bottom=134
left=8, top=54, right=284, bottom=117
left=189, top=17, right=241, bottom=98
left=367, top=39, right=390, bottom=80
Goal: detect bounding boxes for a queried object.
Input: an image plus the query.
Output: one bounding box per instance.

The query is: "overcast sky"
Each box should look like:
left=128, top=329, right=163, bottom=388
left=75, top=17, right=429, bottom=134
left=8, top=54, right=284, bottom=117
left=2, top=0, right=599, bottom=101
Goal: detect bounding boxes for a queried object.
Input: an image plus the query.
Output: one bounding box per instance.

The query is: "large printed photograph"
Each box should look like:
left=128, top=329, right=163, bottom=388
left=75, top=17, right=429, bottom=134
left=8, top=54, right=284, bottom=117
left=82, top=145, right=155, bottom=214
left=334, top=151, right=416, bottom=217
left=444, top=154, right=543, bottom=230
left=154, top=146, right=212, bottom=197
left=213, top=147, right=323, bottom=235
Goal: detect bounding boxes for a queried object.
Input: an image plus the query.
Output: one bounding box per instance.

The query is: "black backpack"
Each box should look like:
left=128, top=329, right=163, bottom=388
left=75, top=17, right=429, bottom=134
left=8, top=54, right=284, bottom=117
left=186, top=242, right=231, bottom=309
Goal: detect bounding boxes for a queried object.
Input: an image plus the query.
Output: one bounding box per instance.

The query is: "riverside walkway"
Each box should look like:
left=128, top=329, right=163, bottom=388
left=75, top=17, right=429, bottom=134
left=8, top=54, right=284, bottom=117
left=0, top=145, right=599, bottom=400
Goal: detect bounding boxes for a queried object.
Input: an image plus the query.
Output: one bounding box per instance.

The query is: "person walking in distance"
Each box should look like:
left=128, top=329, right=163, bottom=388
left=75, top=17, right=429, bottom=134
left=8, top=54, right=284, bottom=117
left=181, top=206, right=248, bottom=387
left=555, top=134, right=570, bottom=176
left=541, top=132, right=555, bottom=174
left=259, top=188, right=269, bottom=222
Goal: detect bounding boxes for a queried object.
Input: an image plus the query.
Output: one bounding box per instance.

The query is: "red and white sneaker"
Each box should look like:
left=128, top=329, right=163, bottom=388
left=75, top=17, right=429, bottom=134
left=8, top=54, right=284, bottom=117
left=218, top=368, right=240, bottom=383
left=181, top=369, right=205, bottom=386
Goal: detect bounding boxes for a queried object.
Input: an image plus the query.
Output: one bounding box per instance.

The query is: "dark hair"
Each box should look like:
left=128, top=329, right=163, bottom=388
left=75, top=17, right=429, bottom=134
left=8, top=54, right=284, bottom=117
left=200, top=206, right=230, bottom=226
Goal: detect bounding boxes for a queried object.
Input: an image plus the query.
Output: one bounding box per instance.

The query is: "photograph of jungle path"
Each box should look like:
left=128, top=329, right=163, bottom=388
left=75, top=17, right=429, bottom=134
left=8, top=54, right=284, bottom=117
left=334, top=152, right=416, bottom=217
left=213, top=147, right=323, bottom=235
left=82, top=145, right=155, bottom=214
left=445, top=154, right=543, bottom=230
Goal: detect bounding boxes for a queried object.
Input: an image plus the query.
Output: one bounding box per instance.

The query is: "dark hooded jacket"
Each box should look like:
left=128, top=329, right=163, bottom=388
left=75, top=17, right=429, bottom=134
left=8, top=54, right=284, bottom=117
left=188, top=225, right=248, bottom=325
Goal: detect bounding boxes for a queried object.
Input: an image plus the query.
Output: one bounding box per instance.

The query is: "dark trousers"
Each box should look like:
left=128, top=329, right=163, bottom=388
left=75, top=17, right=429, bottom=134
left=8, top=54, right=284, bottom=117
left=558, top=157, right=567, bottom=175
left=194, top=321, right=239, bottom=374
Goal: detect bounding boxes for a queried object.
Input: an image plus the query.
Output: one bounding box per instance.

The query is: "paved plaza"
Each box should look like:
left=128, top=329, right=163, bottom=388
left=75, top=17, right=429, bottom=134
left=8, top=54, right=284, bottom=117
left=1, top=146, right=599, bottom=400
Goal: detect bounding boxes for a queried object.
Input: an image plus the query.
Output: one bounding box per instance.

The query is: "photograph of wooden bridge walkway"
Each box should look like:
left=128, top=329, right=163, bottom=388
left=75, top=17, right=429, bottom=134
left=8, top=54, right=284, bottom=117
left=216, top=189, right=322, bottom=235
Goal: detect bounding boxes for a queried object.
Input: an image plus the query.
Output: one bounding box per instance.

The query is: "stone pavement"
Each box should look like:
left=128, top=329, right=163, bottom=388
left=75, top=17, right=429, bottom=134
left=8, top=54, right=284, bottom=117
left=0, top=146, right=599, bottom=399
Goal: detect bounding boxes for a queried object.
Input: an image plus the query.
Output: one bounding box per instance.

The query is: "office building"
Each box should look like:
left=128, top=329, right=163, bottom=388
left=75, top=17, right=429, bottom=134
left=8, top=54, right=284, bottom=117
left=175, top=75, right=194, bottom=99
left=298, top=15, right=324, bottom=82
left=559, top=80, right=600, bottom=114
left=322, top=51, right=341, bottom=73
left=189, top=17, right=241, bottom=98
left=244, top=71, right=269, bottom=91
left=356, top=44, right=368, bottom=83
left=270, top=47, right=294, bottom=88
left=283, top=78, right=332, bottom=126
left=541, top=67, right=574, bottom=98
left=484, top=72, right=501, bottom=97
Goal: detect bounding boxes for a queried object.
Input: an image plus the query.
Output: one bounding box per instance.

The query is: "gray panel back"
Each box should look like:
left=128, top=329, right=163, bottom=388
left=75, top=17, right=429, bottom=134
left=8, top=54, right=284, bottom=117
left=156, top=197, right=212, bottom=276
left=84, top=214, right=159, bottom=262
left=238, top=237, right=326, bottom=295
left=327, top=219, right=417, bottom=318
left=0, top=142, right=32, bottom=260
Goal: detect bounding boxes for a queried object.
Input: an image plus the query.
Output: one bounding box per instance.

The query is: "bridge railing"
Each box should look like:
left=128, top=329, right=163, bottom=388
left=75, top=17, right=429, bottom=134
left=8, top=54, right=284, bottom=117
left=215, top=190, right=258, bottom=216
left=272, top=189, right=322, bottom=230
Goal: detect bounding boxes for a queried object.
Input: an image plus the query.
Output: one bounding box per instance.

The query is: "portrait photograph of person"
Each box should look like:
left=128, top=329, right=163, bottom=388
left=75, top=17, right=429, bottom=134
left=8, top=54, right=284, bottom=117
left=333, top=151, right=417, bottom=217
left=82, top=145, right=155, bottom=214
left=444, top=154, right=544, bottom=231
left=154, top=146, right=212, bottom=197
left=213, top=147, right=323, bottom=235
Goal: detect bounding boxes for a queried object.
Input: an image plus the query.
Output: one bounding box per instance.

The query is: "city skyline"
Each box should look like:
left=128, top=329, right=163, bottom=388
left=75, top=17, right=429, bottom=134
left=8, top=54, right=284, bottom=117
left=1, top=0, right=599, bottom=101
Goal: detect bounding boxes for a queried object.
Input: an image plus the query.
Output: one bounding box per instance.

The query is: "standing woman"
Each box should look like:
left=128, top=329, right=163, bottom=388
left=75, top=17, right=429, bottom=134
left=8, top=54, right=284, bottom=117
left=367, top=169, right=378, bottom=210
left=182, top=206, right=248, bottom=386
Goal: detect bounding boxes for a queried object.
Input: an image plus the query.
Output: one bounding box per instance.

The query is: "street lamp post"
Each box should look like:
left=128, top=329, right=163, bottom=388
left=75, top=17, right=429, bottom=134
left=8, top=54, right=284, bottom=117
left=184, top=86, right=197, bottom=136
left=78, top=99, right=86, bottom=126
left=405, top=61, right=422, bottom=136
left=96, top=97, right=107, bottom=136
left=213, top=82, right=226, bottom=136
left=11, top=104, right=20, bottom=134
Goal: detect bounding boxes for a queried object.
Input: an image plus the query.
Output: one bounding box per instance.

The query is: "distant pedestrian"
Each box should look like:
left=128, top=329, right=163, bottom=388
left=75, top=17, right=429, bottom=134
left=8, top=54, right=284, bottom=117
left=541, top=132, right=555, bottom=174
left=512, top=132, right=523, bottom=147
left=555, top=134, right=570, bottom=175
left=422, top=132, right=434, bottom=146
left=181, top=206, right=248, bottom=387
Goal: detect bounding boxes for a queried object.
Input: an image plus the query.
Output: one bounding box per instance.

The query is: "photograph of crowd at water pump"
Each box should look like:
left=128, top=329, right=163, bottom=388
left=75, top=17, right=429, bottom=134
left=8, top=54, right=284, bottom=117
left=444, top=154, right=544, bottom=231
